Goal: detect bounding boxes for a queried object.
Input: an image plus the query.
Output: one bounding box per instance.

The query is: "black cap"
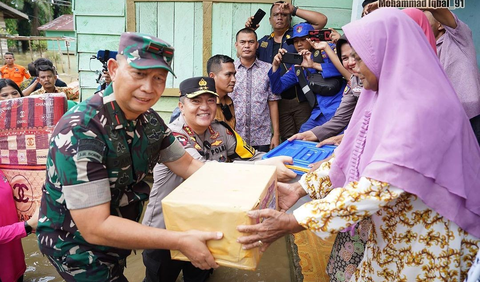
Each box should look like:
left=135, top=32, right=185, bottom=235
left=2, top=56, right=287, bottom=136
left=335, top=34, right=349, bottom=61
left=179, top=77, right=218, bottom=99
left=362, top=0, right=376, bottom=7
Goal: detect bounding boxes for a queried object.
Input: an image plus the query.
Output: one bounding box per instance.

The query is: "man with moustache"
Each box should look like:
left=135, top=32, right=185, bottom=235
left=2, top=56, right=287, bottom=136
left=230, top=28, right=280, bottom=152
left=36, top=33, right=223, bottom=281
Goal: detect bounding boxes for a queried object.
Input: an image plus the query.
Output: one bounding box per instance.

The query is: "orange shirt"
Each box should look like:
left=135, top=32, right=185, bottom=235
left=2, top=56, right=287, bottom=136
left=0, top=64, right=30, bottom=85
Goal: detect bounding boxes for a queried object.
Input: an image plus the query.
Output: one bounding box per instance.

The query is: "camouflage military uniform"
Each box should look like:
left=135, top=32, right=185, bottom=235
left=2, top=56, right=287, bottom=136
left=37, top=85, right=185, bottom=282
left=142, top=114, right=264, bottom=282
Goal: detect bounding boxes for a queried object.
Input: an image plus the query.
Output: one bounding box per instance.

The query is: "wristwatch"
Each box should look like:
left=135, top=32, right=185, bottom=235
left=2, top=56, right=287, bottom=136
left=292, top=6, right=298, bottom=16
left=24, top=221, right=32, bottom=235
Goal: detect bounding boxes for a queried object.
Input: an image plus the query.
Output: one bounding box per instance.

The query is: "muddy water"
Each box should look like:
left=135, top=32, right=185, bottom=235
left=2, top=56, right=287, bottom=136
left=22, top=234, right=294, bottom=282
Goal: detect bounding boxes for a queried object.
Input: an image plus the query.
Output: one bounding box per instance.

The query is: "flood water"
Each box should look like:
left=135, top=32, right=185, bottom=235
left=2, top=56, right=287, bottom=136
left=22, top=233, right=294, bottom=282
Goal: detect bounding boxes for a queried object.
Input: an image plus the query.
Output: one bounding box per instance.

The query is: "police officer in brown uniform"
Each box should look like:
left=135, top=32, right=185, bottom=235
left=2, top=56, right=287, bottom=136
left=142, top=76, right=295, bottom=282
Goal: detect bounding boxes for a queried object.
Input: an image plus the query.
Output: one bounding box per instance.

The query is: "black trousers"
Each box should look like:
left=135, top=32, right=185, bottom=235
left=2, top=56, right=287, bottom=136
left=143, top=249, right=211, bottom=282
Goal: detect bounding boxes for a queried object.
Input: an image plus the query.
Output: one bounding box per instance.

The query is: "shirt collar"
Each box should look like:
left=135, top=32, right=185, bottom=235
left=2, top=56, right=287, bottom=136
left=103, top=83, right=148, bottom=130
left=235, top=58, right=259, bottom=69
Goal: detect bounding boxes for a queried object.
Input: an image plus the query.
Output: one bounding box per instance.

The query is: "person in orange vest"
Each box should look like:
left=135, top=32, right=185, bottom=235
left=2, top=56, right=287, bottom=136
left=0, top=52, right=30, bottom=86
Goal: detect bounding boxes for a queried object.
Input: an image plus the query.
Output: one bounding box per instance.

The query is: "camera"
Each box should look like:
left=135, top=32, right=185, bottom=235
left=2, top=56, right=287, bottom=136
left=308, top=30, right=332, bottom=42
left=91, top=50, right=118, bottom=84
left=281, top=53, right=303, bottom=65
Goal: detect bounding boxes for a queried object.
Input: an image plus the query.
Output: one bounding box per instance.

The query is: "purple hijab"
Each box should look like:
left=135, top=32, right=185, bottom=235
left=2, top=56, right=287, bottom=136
left=330, top=8, right=480, bottom=238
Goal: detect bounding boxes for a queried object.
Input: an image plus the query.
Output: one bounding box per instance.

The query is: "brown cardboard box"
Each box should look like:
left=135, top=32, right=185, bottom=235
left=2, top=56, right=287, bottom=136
left=162, top=162, right=277, bottom=270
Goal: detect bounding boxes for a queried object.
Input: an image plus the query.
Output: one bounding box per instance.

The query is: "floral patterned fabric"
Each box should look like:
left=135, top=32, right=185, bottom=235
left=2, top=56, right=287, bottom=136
left=294, top=159, right=479, bottom=282
left=465, top=249, right=480, bottom=282
left=326, top=218, right=371, bottom=282
left=229, top=59, right=280, bottom=146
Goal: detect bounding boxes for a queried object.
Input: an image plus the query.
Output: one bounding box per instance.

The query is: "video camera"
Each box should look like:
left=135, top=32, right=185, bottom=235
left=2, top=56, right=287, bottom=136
left=90, top=49, right=117, bottom=84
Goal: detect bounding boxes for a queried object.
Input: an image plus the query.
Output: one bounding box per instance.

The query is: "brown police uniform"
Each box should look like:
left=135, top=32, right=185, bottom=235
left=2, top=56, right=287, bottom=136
left=142, top=77, right=264, bottom=282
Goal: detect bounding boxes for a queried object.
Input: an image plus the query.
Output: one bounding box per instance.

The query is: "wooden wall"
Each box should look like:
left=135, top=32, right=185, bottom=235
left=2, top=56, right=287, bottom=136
left=44, top=30, right=76, bottom=54
left=74, top=0, right=126, bottom=101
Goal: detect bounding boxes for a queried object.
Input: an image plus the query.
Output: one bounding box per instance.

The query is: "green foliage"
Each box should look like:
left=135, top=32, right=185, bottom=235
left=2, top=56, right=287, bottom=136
left=0, top=0, right=71, bottom=51
left=5, top=18, right=18, bottom=48
left=45, top=50, right=61, bottom=62
left=30, top=40, right=47, bottom=52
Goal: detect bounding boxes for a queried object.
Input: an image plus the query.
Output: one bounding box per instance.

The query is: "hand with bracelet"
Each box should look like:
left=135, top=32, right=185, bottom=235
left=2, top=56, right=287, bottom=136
left=24, top=206, right=40, bottom=235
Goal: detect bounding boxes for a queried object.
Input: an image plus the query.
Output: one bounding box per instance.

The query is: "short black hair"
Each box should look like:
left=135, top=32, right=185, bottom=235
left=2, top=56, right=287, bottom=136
left=5, top=52, right=14, bottom=58
left=236, top=28, right=257, bottom=41
left=27, top=63, right=37, bottom=77
left=34, top=58, right=56, bottom=75
left=206, top=54, right=234, bottom=74
left=0, top=78, right=23, bottom=97
left=36, top=64, right=55, bottom=76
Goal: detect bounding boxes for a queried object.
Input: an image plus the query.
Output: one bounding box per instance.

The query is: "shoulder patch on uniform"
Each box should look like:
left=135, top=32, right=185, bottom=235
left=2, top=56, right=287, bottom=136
left=173, top=132, right=189, bottom=147
left=261, top=41, right=268, bottom=48
left=77, top=138, right=105, bottom=163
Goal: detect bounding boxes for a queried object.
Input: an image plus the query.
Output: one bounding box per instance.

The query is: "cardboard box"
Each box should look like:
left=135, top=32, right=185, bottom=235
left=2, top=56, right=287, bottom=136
left=162, top=162, right=277, bottom=270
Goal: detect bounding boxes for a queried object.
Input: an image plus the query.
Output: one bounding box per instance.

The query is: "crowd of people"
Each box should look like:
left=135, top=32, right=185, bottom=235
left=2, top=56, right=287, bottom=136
left=1, top=1, right=480, bottom=282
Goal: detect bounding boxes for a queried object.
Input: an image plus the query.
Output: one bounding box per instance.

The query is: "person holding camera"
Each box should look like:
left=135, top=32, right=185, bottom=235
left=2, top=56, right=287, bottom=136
left=97, top=69, right=112, bottom=91
left=245, top=1, right=328, bottom=140
left=268, top=22, right=345, bottom=133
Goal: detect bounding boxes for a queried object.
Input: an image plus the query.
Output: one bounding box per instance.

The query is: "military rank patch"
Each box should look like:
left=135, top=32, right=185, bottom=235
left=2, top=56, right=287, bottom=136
left=173, top=132, right=189, bottom=146
left=77, top=138, right=105, bottom=163
left=261, top=41, right=268, bottom=48
left=211, top=140, right=223, bottom=147
left=208, top=126, right=219, bottom=139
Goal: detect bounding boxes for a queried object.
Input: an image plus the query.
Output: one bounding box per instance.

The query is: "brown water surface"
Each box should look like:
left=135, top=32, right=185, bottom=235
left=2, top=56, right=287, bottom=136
left=22, top=234, right=294, bottom=282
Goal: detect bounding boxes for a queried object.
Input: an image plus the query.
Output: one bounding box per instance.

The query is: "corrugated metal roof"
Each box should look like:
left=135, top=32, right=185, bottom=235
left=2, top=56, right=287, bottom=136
left=38, top=14, right=74, bottom=31
left=0, top=2, right=28, bottom=20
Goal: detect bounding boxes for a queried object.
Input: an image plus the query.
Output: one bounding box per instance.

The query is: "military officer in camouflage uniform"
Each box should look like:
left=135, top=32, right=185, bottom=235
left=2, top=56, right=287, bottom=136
left=142, top=76, right=296, bottom=282
left=36, top=33, right=223, bottom=282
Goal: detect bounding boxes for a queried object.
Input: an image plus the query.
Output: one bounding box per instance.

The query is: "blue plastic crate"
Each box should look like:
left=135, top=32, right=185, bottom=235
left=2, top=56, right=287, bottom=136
left=262, top=140, right=336, bottom=175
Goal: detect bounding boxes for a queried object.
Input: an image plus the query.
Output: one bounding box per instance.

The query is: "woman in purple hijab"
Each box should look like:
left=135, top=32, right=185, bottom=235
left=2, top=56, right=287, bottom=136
left=237, top=8, right=480, bottom=281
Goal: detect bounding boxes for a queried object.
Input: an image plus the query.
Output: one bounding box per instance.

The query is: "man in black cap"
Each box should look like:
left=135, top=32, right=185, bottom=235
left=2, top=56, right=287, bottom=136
left=36, top=33, right=223, bottom=281
left=142, top=76, right=296, bottom=282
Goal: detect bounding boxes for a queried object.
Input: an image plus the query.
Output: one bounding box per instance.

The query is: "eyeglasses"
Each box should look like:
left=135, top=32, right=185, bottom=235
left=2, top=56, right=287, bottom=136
left=221, top=104, right=233, bottom=121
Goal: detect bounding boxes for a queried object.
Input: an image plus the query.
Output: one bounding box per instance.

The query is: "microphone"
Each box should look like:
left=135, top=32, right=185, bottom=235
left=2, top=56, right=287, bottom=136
left=203, top=141, right=211, bottom=150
